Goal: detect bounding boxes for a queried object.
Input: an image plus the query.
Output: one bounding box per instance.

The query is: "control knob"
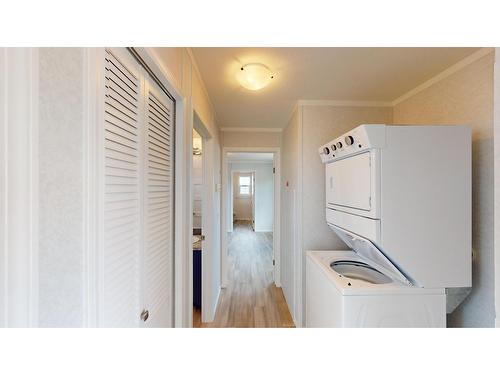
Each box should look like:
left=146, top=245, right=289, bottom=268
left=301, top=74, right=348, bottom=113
left=345, top=135, right=354, bottom=146
left=323, top=147, right=330, bottom=155
left=336, top=141, right=343, bottom=149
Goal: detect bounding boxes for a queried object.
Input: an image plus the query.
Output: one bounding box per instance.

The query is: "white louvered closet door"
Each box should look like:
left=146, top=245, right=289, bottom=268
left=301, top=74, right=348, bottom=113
left=101, top=49, right=143, bottom=327
left=142, top=78, right=174, bottom=328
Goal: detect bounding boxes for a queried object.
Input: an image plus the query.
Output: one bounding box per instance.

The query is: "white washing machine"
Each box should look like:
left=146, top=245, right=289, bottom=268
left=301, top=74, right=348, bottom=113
left=306, top=246, right=445, bottom=327
left=306, top=124, right=472, bottom=328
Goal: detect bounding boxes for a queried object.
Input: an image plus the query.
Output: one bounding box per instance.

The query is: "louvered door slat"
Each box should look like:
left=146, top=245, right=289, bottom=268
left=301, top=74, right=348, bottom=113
left=105, top=122, right=138, bottom=143
left=101, top=49, right=141, bottom=328
left=148, top=95, right=170, bottom=114
left=105, top=57, right=138, bottom=91
left=143, top=80, right=174, bottom=328
left=105, top=109, right=138, bottom=131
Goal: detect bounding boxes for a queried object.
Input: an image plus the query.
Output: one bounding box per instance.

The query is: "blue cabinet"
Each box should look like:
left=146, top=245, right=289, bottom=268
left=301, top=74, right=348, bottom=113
left=193, top=249, right=202, bottom=309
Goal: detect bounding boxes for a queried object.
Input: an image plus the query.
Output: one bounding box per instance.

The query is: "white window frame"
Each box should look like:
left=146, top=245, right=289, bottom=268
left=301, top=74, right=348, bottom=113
left=237, top=173, right=253, bottom=197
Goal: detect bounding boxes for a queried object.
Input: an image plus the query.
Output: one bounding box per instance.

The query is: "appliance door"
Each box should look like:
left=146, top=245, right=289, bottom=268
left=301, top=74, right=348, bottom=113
left=326, top=151, right=372, bottom=212
left=330, top=224, right=413, bottom=286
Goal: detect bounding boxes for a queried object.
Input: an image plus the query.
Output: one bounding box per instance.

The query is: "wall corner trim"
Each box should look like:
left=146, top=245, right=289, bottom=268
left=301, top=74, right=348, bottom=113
left=392, top=47, right=495, bottom=106
left=220, top=127, right=283, bottom=133
left=186, top=48, right=219, bottom=126
left=296, top=99, right=393, bottom=107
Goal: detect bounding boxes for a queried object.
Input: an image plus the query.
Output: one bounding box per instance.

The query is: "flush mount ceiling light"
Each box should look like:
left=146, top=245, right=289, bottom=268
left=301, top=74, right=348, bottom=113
left=236, top=63, right=274, bottom=91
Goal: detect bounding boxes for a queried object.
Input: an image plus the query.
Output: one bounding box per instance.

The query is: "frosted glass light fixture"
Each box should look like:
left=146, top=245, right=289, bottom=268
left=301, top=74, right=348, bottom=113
left=236, top=63, right=274, bottom=91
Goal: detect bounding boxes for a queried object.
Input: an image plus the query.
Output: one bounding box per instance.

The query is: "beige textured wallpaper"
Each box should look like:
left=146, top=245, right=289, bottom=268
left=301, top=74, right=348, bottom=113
left=394, top=52, right=495, bottom=327
left=221, top=130, right=281, bottom=148
left=39, top=48, right=85, bottom=327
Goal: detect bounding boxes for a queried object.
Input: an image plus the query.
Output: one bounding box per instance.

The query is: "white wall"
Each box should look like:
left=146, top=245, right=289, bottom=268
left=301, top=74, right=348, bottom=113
left=38, top=48, right=85, bottom=327
left=393, top=51, right=495, bottom=327
left=230, top=163, right=274, bottom=231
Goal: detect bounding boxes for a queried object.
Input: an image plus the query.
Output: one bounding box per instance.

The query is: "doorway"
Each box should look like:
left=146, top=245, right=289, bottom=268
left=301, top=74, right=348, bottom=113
left=222, top=149, right=281, bottom=287
left=205, top=148, right=290, bottom=327
left=231, top=171, right=255, bottom=230
left=192, top=128, right=203, bottom=325
left=191, top=111, right=221, bottom=327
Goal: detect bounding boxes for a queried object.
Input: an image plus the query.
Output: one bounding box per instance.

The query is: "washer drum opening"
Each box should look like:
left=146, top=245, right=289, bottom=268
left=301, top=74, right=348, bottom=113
left=330, top=260, right=392, bottom=284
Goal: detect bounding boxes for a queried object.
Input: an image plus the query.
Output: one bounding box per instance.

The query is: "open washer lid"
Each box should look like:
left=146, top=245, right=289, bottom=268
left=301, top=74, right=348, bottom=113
left=329, top=224, right=414, bottom=286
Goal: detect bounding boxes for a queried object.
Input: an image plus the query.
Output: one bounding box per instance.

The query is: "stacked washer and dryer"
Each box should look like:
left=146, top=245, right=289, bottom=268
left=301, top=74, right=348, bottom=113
left=306, top=124, right=471, bottom=327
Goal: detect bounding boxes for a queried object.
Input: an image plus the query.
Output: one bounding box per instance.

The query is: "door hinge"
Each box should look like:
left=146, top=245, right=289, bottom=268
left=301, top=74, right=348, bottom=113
left=140, top=309, right=149, bottom=322
left=272, top=259, right=275, bottom=266
left=273, top=167, right=275, bottom=174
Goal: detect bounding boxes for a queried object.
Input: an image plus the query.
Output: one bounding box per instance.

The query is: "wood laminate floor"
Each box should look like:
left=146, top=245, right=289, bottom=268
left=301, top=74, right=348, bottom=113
left=194, top=220, right=294, bottom=328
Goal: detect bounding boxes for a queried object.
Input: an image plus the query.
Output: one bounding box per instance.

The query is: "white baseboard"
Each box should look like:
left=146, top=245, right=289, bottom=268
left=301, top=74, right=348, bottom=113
left=207, top=287, right=221, bottom=323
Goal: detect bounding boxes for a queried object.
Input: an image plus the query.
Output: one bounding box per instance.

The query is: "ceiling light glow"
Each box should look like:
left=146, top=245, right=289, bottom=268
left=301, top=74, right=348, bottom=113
left=236, top=63, right=274, bottom=91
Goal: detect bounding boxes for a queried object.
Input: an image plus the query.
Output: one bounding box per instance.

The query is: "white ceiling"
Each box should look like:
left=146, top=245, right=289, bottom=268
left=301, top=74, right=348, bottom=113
left=191, top=47, right=479, bottom=129
left=227, top=152, right=274, bottom=162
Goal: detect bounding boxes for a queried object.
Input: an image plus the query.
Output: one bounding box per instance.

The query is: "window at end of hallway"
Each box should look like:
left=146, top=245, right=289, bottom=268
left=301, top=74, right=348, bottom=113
left=239, top=176, right=251, bottom=196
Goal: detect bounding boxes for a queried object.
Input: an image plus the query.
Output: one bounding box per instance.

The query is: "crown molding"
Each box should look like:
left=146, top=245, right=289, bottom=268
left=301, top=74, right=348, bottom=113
left=392, top=47, right=494, bottom=106
left=228, top=159, right=274, bottom=164
left=220, top=127, right=283, bottom=133
left=297, top=99, right=393, bottom=107
left=186, top=47, right=219, bottom=126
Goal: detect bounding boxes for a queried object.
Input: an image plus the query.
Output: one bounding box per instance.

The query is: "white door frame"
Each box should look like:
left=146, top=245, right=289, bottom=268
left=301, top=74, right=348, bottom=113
left=0, top=48, right=39, bottom=327
left=221, top=147, right=281, bottom=288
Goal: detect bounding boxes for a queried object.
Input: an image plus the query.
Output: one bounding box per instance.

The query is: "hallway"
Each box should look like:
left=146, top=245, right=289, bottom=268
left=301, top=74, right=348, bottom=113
left=194, top=221, right=294, bottom=327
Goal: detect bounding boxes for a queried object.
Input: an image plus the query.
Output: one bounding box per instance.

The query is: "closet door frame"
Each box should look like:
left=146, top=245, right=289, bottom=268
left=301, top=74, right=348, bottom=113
left=84, top=47, right=186, bottom=327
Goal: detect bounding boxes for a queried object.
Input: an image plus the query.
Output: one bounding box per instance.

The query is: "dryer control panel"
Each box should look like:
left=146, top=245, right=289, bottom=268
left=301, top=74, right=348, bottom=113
left=319, top=124, right=387, bottom=163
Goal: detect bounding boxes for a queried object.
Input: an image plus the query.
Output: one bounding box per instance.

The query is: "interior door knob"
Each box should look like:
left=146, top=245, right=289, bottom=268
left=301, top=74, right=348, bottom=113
left=140, top=309, right=149, bottom=322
